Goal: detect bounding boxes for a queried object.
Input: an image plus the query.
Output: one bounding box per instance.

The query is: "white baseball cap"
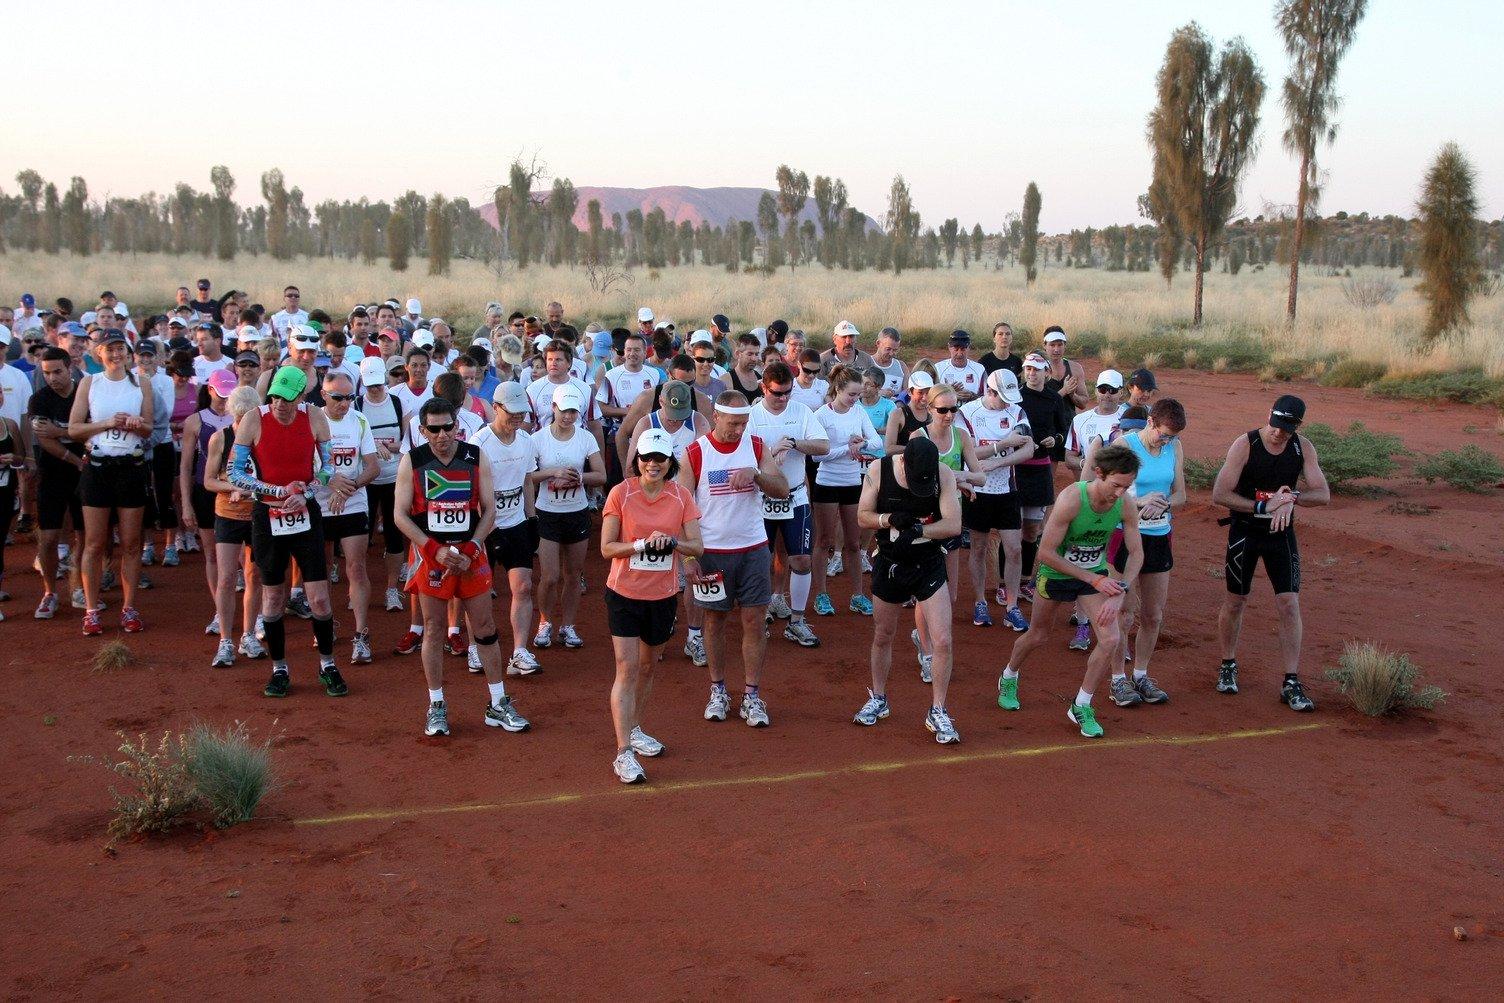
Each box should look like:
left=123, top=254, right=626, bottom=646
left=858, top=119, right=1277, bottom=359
left=1043, top=329, right=1068, bottom=344
left=1096, top=369, right=1124, bottom=390
left=907, top=370, right=935, bottom=390
left=411, top=330, right=436, bottom=350
left=406, top=297, right=422, bottom=314
left=551, top=383, right=585, bottom=412
left=289, top=326, right=320, bottom=350
left=471, top=337, right=493, bottom=353
left=637, top=307, right=654, bottom=323
left=636, top=428, right=676, bottom=458
left=494, top=381, right=531, bottom=414
left=0, top=325, right=11, bottom=346
left=987, top=368, right=1023, bottom=404
left=237, top=324, right=261, bottom=345
left=833, top=320, right=859, bottom=340
left=688, top=329, right=714, bottom=347
left=1023, top=354, right=1050, bottom=371
left=532, top=333, right=552, bottom=352
left=81, top=311, right=99, bottom=326
left=114, top=301, right=130, bottom=316
left=358, top=356, right=387, bottom=387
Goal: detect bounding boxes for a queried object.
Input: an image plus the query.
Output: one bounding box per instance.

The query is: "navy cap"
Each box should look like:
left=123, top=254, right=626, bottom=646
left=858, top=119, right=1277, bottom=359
left=1129, top=369, right=1157, bottom=392
left=1271, top=395, right=1306, bottom=431
left=712, top=313, right=730, bottom=335
left=100, top=330, right=129, bottom=346
left=948, top=329, right=971, bottom=346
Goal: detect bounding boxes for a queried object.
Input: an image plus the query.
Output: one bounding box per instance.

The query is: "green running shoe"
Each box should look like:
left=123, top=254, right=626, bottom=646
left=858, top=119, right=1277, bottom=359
left=1068, top=703, right=1103, bottom=738
left=319, top=665, right=349, bottom=697
left=263, top=669, right=291, bottom=698
left=997, top=675, right=1020, bottom=711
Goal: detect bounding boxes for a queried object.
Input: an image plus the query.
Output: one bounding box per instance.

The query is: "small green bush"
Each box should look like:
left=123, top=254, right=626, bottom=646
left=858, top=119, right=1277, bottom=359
left=185, top=722, right=276, bottom=829
left=1324, top=642, right=1446, bottom=717
left=101, top=732, right=200, bottom=839
left=1183, top=457, right=1221, bottom=491
left=1303, top=422, right=1405, bottom=488
left=1069, top=329, right=1109, bottom=358
left=1371, top=369, right=1504, bottom=407
left=1320, top=358, right=1388, bottom=388
left=1415, top=445, right=1504, bottom=493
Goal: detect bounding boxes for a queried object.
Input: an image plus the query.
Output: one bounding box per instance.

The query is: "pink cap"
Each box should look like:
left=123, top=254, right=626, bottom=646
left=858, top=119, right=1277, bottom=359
left=207, top=368, right=238, bottom=397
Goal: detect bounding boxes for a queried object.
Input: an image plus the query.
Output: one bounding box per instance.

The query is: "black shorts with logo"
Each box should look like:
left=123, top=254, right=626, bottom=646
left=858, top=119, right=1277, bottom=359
left=537, top=508, right=591, bottom=545
left=962, top=491, right=1022, bottom=533
left=1224, top=522, right=1299, bottom=596
left=250, top=498, right=328, bottom=587
left=871, top=547, right=948, bottom=606
left=321, top=511, right=370, bottom=542
left=80, top=455, right=149, bottom=509
left=486, top=520, right=539, bottom=571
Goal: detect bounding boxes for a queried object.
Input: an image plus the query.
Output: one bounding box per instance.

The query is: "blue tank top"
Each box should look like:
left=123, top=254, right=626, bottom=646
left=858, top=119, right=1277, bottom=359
left=1124, top=430, right=1177, bottom=537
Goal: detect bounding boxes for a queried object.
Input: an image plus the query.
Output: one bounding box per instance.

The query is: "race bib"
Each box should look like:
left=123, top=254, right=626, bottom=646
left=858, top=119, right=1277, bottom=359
left=376, top=436, right=398, bottom=455
left=1066, top=543, right=1105, bottom=568
left=270, top=507, right=311, bottom=537
left=330, top=446, right=358, bottom=472
left=495, top=487, right=523, bottom=514
left=427, top=501, right=471, bottom=533
left=549, top=478, right=580, bottom=502
left=629, top=545, right=673, bottom=573
left=762, top=493, right=795, bottom=521
left=1139, top=510, right=1169, bottom=531
left=691, top=573, right=728, bottom=604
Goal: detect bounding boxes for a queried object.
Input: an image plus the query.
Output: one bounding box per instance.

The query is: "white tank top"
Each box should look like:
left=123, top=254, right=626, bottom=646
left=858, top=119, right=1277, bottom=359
left=87, top=372, right=146, bottom=457
left=688, top=432, right=767, bottom=553
left=875, top=357, right=905, bottom=395
left=648, top=411, right=698, bottom=458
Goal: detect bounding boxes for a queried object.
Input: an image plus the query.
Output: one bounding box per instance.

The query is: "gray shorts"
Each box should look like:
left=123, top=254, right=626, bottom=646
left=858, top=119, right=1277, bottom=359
left=693, top=547, right=772, bottom=611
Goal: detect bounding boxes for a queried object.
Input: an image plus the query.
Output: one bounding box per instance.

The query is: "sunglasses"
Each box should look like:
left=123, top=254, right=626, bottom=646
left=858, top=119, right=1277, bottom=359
left=693, top=357, right=715, bottom=364
left=423, top=422, right=456, bottom=434
left=1096, top=386, right=1119, bottom=393
left=639, top=452, right=670, bottom=463
left=285, top=293, right=300, bottom=299
left=235, top=360, right=258, bottom=368
left=325, top=393, right=358, bottom=402
left=765, top=387, right=792, bottom=398
left=934, top=406, right=961, bottom=415
left=801, top=368, right=820, bottom=376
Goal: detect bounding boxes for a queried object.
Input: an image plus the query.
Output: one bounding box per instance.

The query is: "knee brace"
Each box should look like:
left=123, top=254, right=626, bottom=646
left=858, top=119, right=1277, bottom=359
left=475, top=631, right=499, bottom=647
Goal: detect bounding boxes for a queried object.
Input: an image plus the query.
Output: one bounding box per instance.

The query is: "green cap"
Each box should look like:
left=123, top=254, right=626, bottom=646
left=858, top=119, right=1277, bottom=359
left=268, top=365, right=308, bottom=401
left=662, top=380, right=693, bottom=421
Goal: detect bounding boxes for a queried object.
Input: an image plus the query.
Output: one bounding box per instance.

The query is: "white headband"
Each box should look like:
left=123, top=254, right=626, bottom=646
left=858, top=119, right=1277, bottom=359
left=714, top=403, right=753, bottom=416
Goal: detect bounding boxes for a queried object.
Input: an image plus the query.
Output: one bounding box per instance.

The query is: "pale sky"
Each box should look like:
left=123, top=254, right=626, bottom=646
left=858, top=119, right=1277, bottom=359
left=9, top=0, right=1501, bottom=232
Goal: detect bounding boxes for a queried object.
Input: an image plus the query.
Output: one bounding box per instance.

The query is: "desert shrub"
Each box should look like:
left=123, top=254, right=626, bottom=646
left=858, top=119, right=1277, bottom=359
left=1110, top=330, right=1190, bottom=368
left=185, top=722, right=276, bottom=829
left=1320, top=358, right=1388, bottom=388
left=1264, top=355, right=1315, bottom=382
left=1069, top=329, right=1109, bottom=358
left=1340, top=276, right=1399, bottom=309
left=93, top=641, right=137, bottom=673
left=1183, top=457, right=1221, bottom=490
left=1302, top=422, right=1404, bottom=487
left=1323, top=642, right=1446, bottom=717
left=1414, top=445, right=1504, bottom=493
left=100, top=732, right=200, bottom=839
left=1371, top=369, right=1504, bottom=407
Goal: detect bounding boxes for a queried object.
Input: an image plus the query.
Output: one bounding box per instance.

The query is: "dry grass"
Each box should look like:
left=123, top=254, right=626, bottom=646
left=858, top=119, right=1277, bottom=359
left=1323, top=642, right=1446, bottom=717
left=7, top=252, right=1502, bottom=376
left=92, top=640, right=137, bottom=673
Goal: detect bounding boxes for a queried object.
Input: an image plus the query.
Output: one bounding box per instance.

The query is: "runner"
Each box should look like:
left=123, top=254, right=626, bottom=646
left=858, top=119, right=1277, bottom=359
left=959, top=369, right=1034, bottom=632
left=595, top=331, right=661, bottom=486
left=1107, top=398, right=1186, bottom=708
left=1015, top=352, right=1068, bottom=604
left=979, top=322, right=1023, bottom=378
left=819, top=320, right=876, bottom=377
left=203, top=387, right=268, bottom=666
left=529, top=383, right=605, bottom=651
left=0, top=386, right=28, bottom=612
left=68, top=331, right=153, bottom=635
left=934, top=330, right=987, bottom=404
left=1211, top=395, right=1331, bottom=710
left=810, top=366, right=882, bottom=617
left=394, top=397, right=529, bottom=737
left=853, top=436, right=964, bottom=743
left=1064, top=368, right=1126, bottom=650
left=229, top=365, right=346, bottom=698
left=997, top=442, right=1143, bottom=738
left=678, top=391, right=789, bottom=727
left=471, top=382, right=542, bottom=676
left=358, top=354, right=408, bottom=612
left=28, top=348, right=84, bottom=619
left=727, top=333, right=764, bottom=403
left=1042, top=326, right=1089, bottom=412
left=870, top=328, right=907, bottom=397
left=616, top=356, right=712, bottom=469
left=601, top=427, right=705, bottom=783
left=788, top=349, right=828, bottom=414
left=883, top=371, right=935, bottom=452
left=747, top=360, right=829, bottom=646
left=315, top=371, right=380, bottom=665
left=177, top=369, right=237, bottom=635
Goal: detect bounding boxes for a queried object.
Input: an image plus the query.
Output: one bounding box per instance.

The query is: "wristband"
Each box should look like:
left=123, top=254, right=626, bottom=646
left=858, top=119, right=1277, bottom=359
left=459, top=541, right=484, bottom=562
left=1254, top=499, right=1267, bottom=516
left=633, top=539, right=646, bottom=555
left=422, top=538, right=442, bottom=563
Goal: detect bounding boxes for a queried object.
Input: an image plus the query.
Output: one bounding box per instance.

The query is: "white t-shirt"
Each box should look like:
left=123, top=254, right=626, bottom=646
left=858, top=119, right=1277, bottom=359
left=471, top=425, right=538, bottom=530
left=935, top=359, right=987, bottom=398
left=595, top=365, right=661, bottom=417
left=812, top=403, right=881, bottom=487
left=359, top=391, right=404, bottom=484
left=0, top=363, right=33, bottom=428
left=315, top=410, right=377, bottom=516
left=270, top=309, right=308, bottom=341
left=1069, top=407, right=1124, bottom=474
left=526, top=376, right=598, bottom=429
left=960, top=400, right=1031, bottom=494
left=193, top=354, right=231, bottom=385
left=389, top=382, right=434, bottom=436
left=747, top=400, right=826, bottom=504
left=531, top=424, right=599, bottom=514
left=326, top=358, right=364, bottom=392
left=789, top=377, right=828, bottom=414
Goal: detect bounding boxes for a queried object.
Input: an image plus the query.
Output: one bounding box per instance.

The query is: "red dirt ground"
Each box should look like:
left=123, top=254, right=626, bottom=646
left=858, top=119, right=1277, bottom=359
left=2, top=370, right=1501, bottom=998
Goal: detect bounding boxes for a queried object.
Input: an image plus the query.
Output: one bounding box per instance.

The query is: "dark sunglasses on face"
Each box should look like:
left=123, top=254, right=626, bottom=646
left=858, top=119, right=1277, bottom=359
left=1097, top=385, right=1118, bottom=393
left=639, top=452, right=670, bottom=463
left=801, top=367, right=820, bottom=376
left=765, top=387, right=792, bottom=398
left=423, top=422, right=456, bottom=434
left=934, top=405, right=961, bottom=415
left=325, top=393, right=358, bottom=402
left=693, top=357, right=714, bottom=364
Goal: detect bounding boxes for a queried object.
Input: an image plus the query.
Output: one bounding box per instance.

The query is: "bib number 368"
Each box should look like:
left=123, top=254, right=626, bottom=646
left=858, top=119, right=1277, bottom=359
left=762, top=494, right=793, bottom=520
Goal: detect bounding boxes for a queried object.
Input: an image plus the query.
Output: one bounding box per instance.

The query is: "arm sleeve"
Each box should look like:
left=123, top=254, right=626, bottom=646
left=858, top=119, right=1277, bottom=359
left=229, top=442, right=288, bottom=499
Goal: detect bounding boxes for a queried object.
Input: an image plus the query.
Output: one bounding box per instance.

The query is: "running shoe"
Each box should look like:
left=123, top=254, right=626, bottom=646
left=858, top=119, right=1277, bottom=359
left=263, top=669, right=291, bottom=698
left=239, top=633, right=267, bottom=659
left=533, top=620, right=553, bottom=649
left=14, top=513, right=32, bottom=536
left=445, top=629, right=468, bottom=657
left=1003, top=606, right=1029, bottom=632
left=351, top=631, right=373, bottom=665
left=849, top=595, right=873, bottom=616
left=1110, top=676, right=1144, bottom=707
left=767, top=593, right=792, bottom=621
left=1134, top=675, right=1169, bottom=704
left=141, top=543, right=155, bottom=566
left=813, top=593, right=835, bottom=617
left=319, top=664, right=349, bottom=696
left=560, top=625, right=584, bottom=648
left=995, top=586, right=1008, bottom=608
left=783, top=618, right=820, bottom=647
left=34, top=593, right=58, bottom=620
left=926, top=706, right=960, bottom=744
left=1018, top=581, right=1035, bottom=605
left=704, top=686, right=730, bottom=721
left=740, top=694, right=770, bottom=728
left=508, top=649, right=542, bottom=676
left=286, top=592, right=313, bottom=619
left=161, top=546, right=180, bottom=568
left=181, top=533, right=199, bottom=553
left=629, top=725, right=664, bottom=757
left=684, top=633, right=707, bottom=667
left=120, top=607, right=143, bottom=633
left=392, top=630, right=422, bottom=656
left=463, top=644, right=482, bottom=673
left=72, top=588, right=104, bottom=611
left=613, top=748, right=646, bottom=784
left=1068, top=703, right=1104, bottom=738
left=424, top=700, right=449, bottom=736
left=973, top=601, right=993, bottom=627
left=1216, top=661, right=1239, bottom=694
left=383, top=586, right=403, bottom=612
left=1069, top=623, right=1091, bottom=651
left=997, top=675, right=1020, bottom=711
left=82, top=609, right=103, bottom=636
left=826, top=552, right=843, bottom=577
left=853, top=690, right=890, bottom=726
left=1281, top=677, right=1316, bottom=712
left=485, top=695, right=530, bottom=731
left=861, top=550, right=873, bottom=574
left=137, top=574, right=153, bottom=591
left=235, top=568, right=245, bottom=593
left=912, top=628, right=933, bottom=684
left=397, top=562, right=411, bottom=588
left=211, top=639, right=236, bottom=668
left=1068, top=611, right=1080, bottom=627
left=205, top=614, right=221, bottom=636
left=100, top=569, right=117, bottom=592
left=579, top=573, right=588, bottom=594
left=255, top=615, right=266, bottom=640
left=328, top=562, right=340, bottom=585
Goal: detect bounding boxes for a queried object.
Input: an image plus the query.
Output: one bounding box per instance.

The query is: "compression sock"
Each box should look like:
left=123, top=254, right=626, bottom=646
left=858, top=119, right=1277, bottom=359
left=263, top=614, right=286, bottom=661
left=1021, top=538, right=1038, bottom=580
left=312, top=615, right=335, bottom=657
left=789, top=571, right=812, bottom=614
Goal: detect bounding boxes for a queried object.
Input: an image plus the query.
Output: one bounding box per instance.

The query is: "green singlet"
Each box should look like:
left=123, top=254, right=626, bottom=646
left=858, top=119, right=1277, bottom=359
left=1037, top=481, right=1123, bottom=581
left=937, top=427, right=964, bottom=472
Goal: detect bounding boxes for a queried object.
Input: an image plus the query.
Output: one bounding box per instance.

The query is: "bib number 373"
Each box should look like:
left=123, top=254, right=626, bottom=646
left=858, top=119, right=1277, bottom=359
left=270, top=507, right=311, bottom=537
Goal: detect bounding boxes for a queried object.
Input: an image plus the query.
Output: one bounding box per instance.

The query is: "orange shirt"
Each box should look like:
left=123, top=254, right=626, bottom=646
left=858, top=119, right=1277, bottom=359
left=603, top=477, right=701, bottom=601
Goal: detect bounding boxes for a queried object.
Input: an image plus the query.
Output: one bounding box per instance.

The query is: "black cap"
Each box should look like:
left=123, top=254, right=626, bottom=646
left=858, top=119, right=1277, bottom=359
left=1271, top=394, right=1306, bottom=431
left=904, top=436, right=940, bottom=498
left=948, top=329, right=971, bottom=346
left=133, top=340, right=159, bottom=356
left=100, top=330, right=129, bottom=346
left=768, top=319, right=789, bottom=340
left=168, top=336, right=194, bottom=354
left=712, top=313, right=730, bottom=335
left=197, top=278, right=211, bottom=290
left=1129, top=369, right=1157, bottom=392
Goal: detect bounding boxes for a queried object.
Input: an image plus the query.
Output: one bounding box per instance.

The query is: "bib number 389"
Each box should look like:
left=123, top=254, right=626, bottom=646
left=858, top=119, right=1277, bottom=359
left=428, top=501, right=471, bottom=533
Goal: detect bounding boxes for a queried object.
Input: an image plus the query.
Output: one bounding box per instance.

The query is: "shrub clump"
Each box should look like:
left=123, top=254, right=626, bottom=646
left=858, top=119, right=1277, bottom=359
left=185, top=722, right=276, bottom=828
left=1323, top=642, right=1446, bottom=717
left=1370, top=369, right=1504, bottom=407
left=1302, top=422, right=1405, bottom=488
left=1183, top=457, right=1221, bottom=491
left=1320, top=358, right=1388, bottom=388
left=100, top=732, right=200, bottom=839
left=1415, top=445, right=1504, bottom=493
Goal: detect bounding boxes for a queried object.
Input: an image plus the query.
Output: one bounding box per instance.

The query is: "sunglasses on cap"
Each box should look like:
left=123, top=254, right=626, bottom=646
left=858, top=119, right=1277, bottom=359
left=422, top=421, right=456, bottom=434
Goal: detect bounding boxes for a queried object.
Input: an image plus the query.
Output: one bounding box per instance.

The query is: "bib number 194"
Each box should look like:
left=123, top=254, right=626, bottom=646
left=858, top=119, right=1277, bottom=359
left=270, top=507, right=311, bottom=537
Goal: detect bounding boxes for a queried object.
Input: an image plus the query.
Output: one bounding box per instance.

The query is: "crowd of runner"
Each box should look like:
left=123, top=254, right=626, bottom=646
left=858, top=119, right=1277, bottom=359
left=0, top=284, right=1331, bottom=783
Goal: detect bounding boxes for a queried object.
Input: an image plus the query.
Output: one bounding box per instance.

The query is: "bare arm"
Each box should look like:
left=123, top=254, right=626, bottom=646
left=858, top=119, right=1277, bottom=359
left=1296, top=436, right=1331, bottom=507
left=755, top=441, right=789, bottom=499
left=883, top=406, right=903, bottom=454
left=1210, top=434, right=1254, bottom=514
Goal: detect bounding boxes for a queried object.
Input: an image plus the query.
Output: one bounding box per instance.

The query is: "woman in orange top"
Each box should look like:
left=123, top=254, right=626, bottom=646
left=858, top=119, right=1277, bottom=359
left=599, top=427, right=703, bottom=784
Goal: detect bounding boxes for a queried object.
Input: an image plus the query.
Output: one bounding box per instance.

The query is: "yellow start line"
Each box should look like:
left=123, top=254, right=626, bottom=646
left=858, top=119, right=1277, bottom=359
left=294, top=722, right=1324, bottom=828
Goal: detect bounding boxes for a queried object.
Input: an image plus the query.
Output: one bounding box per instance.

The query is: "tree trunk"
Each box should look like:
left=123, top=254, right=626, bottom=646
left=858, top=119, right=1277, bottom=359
left=1286, top=150, right=1310, bottom=325
left=1193, top=227, right=1207, bottom=326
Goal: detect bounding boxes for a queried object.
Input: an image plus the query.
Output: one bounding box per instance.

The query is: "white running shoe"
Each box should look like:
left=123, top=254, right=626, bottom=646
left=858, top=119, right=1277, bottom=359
left=210, top=639, right=235, bottom=668
left=911, top=628, right=933, bottom=684
left=704, top=686, right=730, bottom=721
left=239, top=633, right=267, bottom=659
left=783, top=618, right=820, bottom=647
left=533, top=620, right=553, bottom=648
left=826, top=552, right=843, bottom=577
left=508, top=648, right=542, bottom=676
left=205, top=613, right=221, bottom=636
left=560, top=625, right=584, bottom=648
left=613, top=748, right=646, bottom=784
left=740, top=694, right=770, bottom=728
left=684, top=632, right=707, bottom=666
left=350, top=631, right=373, bottom=665
left=629, top=725, right=664, bottom=757
left=255, top=614, right=266, bottom=641
left=384, top=586, right=403, bottom=612
left=926, top=706, right=960, bottom=744
left=766, top=593, right=792, bottom=621
left=861, top=550, right=873, bottom=574
left=466, top=644, right=483, bottom=674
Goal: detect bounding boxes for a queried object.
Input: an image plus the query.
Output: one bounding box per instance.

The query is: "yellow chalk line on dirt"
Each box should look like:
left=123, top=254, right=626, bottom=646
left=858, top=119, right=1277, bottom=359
left=294, top=722, right=1324, bottom=828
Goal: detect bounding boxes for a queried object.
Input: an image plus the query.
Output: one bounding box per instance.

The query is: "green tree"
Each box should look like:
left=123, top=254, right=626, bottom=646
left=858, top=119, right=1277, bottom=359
left=1147, top=22, right=1266, bottom=324
left=358, top=215, right=379, bottom=265
left=885, top=174, right=919, bottom=275
left=548, top=177, right=579, bottom=266
left=260, top=169, right=290, bottom=260
left=586, top=198, right=604, bottom=264
left=15, top=169, right=44, bottom=250
left=774, top=165, right=810, bottom=272
left=1020, top=182, right=1042, bottom=285
left=426, top=193, right=452, bottom=275
left=939, top=218, right=960, bottom=267
left=387, top=210, right=411, bottom=271
left=61, top=176, right=91, bottom=256
left=1416, top=143, right=1481, bottom=343
left=756, top=191, right=779, bottom=266
left=42, top=182, right=61, bottom=253
left=1277, top=0, right=1368, bottom=324
left=970, top=223, right=985, bottom=263
left=210, top=165, right=237, bottom=261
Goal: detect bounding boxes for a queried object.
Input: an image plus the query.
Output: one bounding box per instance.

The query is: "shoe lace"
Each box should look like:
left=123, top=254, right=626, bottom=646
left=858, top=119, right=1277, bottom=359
left=1286, top=678, right=1307, bottom=699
